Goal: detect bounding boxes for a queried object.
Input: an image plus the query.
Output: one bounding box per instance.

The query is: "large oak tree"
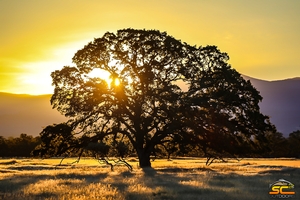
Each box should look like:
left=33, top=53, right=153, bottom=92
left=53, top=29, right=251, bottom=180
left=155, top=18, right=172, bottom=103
left=46, top=29, right=272, bottom=167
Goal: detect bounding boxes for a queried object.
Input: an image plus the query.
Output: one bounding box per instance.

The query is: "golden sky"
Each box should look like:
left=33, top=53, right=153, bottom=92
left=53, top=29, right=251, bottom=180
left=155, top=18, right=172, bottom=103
left=1, top=0, right=299, bottom=95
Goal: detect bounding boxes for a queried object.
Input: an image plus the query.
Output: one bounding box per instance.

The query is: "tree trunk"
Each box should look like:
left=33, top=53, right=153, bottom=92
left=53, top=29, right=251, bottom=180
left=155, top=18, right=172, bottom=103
left=137, top=149, right=152, bottom=168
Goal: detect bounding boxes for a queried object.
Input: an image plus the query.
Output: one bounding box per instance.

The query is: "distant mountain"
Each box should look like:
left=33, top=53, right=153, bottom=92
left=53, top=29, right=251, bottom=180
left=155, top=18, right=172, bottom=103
left=243, top=75, right=300, bottom=136
left=1, top=76, right=299, bottom=138
left=0, top=93, right=66, bottom=137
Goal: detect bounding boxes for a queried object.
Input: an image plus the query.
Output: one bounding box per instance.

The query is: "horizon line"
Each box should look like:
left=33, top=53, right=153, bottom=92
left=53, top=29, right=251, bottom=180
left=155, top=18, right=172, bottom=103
left=2, top=75, right=300, bottom=96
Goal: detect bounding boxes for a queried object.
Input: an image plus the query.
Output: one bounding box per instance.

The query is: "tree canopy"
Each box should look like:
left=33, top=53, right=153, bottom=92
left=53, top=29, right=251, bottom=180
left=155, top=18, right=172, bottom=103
left=37, top=29, right=274, bottom=168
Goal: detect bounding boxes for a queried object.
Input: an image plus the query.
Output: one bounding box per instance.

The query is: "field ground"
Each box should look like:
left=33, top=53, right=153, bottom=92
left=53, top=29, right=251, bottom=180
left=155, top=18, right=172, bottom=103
left=0, top=157, right=299, bottom=199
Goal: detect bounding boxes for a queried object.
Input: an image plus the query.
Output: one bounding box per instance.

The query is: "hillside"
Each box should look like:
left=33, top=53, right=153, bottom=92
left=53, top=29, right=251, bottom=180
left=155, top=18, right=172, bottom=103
left=243, top=76, right=300, bottom=136
left=0, top=93, right=66, bottom=137
left=0, top=76, right=299, bottom=137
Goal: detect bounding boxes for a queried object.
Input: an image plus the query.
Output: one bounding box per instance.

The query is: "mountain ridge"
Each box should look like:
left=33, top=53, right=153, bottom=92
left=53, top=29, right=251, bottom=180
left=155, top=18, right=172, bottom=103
left=242, top=75, right=300, bottom=136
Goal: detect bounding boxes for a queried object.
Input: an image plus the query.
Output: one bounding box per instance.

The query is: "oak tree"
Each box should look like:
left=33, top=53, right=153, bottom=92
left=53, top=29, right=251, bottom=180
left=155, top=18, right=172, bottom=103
left=45, top=29, right=272, bottom=167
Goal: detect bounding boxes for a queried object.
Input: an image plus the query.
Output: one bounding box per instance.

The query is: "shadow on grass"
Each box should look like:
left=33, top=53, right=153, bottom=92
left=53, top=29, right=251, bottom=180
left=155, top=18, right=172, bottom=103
left=137, top=167, right=232, bottom=200
left=124, top=166, right=300, bottom=200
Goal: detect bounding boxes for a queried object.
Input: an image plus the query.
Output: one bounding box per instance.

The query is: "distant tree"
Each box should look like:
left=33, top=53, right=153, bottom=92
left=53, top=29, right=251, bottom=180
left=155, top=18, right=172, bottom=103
left=17, top=134, right=41, bottom=157
left=254, top=131, right=288, bottom=158
left=0, top=136, right=8, bottom=157
left=287, top=130, right=300, bottom=157
left=0, top=134, right=41, bottom=157
left=43, top=29, right=273, bottom=168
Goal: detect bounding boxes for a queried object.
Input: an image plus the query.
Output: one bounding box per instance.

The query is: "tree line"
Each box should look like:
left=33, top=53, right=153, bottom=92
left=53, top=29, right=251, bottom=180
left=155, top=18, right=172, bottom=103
left=0, top=130, right=299, bottom=160
left=0, top=134, right=40, bottom=157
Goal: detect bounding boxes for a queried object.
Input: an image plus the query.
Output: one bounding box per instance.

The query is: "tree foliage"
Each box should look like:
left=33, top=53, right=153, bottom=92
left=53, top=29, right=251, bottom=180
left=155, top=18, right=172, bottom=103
left=38, top=29, right=274, bottom=167
left=33, top=123, right=78, bottom=158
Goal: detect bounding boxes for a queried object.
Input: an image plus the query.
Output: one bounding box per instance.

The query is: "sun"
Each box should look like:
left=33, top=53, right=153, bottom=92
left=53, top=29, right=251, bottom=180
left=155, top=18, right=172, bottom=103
left=114, top=78, right=120, bottom=86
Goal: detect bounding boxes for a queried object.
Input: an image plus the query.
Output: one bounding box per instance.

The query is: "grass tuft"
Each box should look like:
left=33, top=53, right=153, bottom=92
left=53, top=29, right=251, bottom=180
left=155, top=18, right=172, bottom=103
left=0, top=160, right=19, bottom=165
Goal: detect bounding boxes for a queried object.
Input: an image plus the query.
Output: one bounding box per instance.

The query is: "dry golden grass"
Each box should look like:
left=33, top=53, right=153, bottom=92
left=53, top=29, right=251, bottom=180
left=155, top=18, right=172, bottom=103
left=0, top=158, right=299, bottom=199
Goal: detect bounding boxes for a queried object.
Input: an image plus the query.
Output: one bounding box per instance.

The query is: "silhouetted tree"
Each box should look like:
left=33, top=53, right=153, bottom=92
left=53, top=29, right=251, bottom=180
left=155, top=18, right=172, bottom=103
left=46, top=29, right=272, bottom=167
left=33, top=123, right=78, bottom=158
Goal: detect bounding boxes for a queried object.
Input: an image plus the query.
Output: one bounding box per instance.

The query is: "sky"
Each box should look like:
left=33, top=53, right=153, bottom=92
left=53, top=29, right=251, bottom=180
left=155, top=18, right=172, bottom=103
left=1, top=0, right=300, bottom=95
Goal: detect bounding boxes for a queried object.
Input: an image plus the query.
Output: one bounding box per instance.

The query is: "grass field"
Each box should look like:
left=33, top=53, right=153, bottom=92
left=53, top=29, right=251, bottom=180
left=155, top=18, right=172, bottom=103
left=0, top=157, right=299, bottom=199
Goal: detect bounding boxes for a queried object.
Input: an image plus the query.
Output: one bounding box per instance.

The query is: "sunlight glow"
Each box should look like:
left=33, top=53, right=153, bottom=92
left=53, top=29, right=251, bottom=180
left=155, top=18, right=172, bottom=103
left=87, top=68, right=123, bottom=88
left=88, top=68, right=111, bottom=84
left=114, top=78, right=120, bottom=86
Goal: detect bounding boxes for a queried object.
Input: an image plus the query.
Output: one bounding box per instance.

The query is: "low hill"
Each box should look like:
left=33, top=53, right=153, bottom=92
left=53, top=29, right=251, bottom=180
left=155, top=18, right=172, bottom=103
left=243, top=76, right=300, bottom=136
left=0, top=93, right=66, bottom=137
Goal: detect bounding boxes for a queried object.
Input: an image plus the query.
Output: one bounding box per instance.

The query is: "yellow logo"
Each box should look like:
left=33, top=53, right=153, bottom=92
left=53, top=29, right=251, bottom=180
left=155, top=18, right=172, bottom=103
left=269, top=179, right=295, bottom=198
